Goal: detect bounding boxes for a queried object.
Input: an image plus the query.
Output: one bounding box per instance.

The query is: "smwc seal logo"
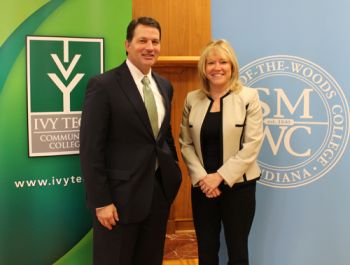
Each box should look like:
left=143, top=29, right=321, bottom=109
left=240, top=55, right=349, bottom=188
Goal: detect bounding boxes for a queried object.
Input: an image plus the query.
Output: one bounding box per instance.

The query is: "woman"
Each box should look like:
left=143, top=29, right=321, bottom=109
left=179, top=39, right=263, bottom=265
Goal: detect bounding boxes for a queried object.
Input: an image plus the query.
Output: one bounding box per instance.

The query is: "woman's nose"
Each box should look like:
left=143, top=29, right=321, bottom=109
left=213, top=62, right=221, bottom=69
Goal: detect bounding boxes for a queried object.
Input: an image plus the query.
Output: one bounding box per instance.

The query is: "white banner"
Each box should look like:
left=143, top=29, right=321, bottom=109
left=212, top=1, right=350, bottom=264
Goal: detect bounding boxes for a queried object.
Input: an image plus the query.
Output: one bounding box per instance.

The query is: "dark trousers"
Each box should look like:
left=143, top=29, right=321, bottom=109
left=192, top=181, right=256, bottom=265
left=92, top=173, right=170, bottom=265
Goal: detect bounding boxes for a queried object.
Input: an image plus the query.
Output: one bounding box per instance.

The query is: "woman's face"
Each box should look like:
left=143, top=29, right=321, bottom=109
left=205, top=50, right=232, bottom=90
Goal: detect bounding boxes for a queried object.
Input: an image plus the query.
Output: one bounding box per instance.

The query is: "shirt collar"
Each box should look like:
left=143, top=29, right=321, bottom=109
left=126, top=59, right=152, bottom=83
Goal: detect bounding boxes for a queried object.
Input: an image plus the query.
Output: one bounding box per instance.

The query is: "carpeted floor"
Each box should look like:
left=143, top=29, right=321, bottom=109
left=163, top=232, right=198, bottom=260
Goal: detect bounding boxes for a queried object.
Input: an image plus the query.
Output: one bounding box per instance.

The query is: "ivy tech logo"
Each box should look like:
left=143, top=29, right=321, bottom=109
left=26, top=36, right=104, bottom=157
left=240, top=55, right=349, bottom=188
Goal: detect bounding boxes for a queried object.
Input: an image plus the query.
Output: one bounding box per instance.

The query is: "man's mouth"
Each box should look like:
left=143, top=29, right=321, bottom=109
left=143, top=54, right=154, bottom=59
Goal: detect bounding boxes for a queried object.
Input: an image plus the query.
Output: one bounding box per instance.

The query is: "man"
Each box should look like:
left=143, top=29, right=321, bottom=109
left=80, top=17, right=182, bottom=265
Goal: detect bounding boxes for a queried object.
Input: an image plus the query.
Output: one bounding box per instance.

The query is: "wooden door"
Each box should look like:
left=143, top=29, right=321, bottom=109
left=133, top=0, right=211, bottom=233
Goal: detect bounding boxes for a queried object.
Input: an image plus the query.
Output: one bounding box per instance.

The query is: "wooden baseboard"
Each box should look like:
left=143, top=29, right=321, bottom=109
left=167, top=218, right=194, bottom=234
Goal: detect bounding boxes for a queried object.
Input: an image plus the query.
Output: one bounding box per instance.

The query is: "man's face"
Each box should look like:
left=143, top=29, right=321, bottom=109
left=125, top=24, right=161, bottom=74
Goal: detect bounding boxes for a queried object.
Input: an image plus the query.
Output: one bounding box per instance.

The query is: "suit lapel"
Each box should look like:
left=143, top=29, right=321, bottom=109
left=153, top=73, right=170, bottom=141
left=116, top=63, right=154, bottom=137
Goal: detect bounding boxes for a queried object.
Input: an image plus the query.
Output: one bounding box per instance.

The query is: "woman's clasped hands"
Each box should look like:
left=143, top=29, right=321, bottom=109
left=199, top=172, right=223, bottom=198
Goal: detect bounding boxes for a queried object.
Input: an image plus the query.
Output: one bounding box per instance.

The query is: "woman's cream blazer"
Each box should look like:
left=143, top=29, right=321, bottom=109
left=179, top=86, right=264, bottom=187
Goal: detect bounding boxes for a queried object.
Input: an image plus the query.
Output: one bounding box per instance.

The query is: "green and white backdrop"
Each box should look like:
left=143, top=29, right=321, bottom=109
left=0, top=1, right=131, bottom=264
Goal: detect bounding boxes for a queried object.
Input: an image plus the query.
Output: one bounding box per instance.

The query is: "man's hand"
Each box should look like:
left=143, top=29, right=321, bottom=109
left=96, top=204, right=119, bottom=230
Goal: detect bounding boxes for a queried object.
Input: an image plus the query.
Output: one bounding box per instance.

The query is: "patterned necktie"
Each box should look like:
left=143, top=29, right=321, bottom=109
left=141, top=76, right=159, bottom=137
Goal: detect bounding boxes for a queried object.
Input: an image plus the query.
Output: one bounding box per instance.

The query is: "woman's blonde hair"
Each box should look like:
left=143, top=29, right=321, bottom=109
left=198, top=39, right=242, bottom=95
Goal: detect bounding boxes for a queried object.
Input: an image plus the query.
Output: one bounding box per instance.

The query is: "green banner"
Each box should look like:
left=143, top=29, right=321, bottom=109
left=0, top=1, right=131, bottom=264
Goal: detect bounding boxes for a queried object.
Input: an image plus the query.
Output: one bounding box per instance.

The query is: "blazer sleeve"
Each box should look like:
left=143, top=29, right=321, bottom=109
left=217, top=89, right=263, bottom=187
left=179, top=94, right=207, bottom=186
left=79, top=76, right=113, bottom=208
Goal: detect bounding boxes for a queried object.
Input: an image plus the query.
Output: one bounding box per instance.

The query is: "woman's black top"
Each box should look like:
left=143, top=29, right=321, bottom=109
left=201, top=108, right=223, bottom=174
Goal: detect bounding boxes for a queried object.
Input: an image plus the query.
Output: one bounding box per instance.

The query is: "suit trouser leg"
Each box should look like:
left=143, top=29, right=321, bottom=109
left=92, top=175, right=170, bottom=265
left=191, top=187, right=222, bottom=265
left=92, top=214, right=138, bottom=265
left=132, top=174, right=170, bottom=265
left=221, top=181, right=256, bottom=265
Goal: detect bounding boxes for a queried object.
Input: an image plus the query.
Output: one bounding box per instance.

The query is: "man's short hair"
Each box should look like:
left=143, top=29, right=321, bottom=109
left=126, top=17, right=161, bottom=42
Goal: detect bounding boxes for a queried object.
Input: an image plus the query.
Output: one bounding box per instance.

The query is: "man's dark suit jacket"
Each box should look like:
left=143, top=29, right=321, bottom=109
left=80, top=62, right=182, bottom=224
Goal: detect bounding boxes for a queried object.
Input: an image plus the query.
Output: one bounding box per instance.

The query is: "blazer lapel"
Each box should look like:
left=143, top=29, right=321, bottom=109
left=191, top=95, right=211, bottom=164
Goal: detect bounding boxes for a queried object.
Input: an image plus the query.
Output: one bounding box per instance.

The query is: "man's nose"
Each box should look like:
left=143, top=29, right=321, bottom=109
left=145, top=40, right=154, bottom=50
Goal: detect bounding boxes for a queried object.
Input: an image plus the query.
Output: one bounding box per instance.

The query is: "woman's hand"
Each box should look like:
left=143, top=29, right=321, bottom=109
left=199, top=172, right=223, bottom=197
left=205, top=187, right=222, bottom=198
